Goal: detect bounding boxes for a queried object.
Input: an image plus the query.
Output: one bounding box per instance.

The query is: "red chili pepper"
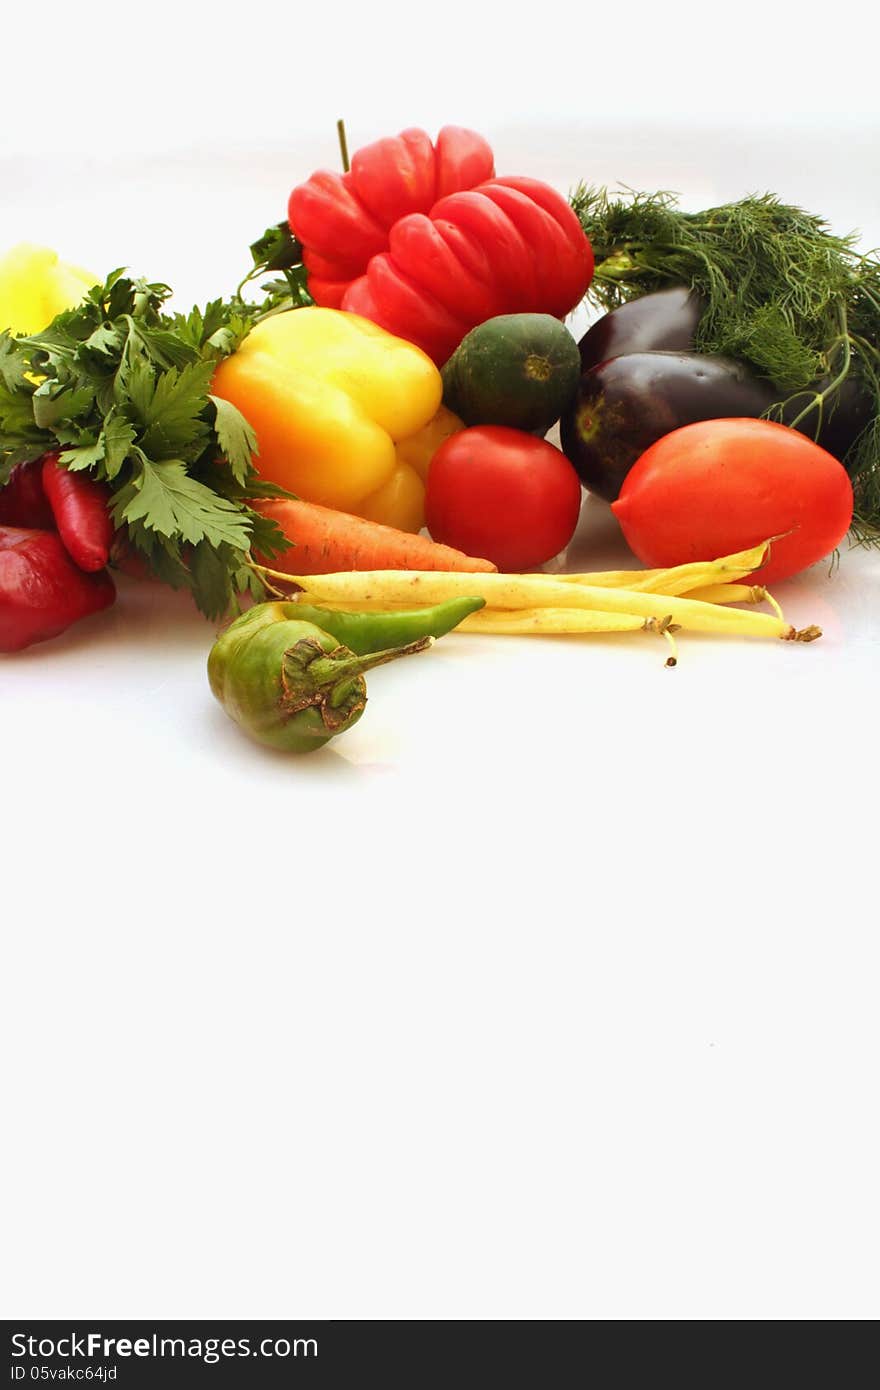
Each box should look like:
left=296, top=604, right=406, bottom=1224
left=41, top=453, right=114, bottom=572
left=0, top=526, right=116, bottom=652
left=0, top=459, right=56, bottom=529
left=288, top=126, right=594, bottom=364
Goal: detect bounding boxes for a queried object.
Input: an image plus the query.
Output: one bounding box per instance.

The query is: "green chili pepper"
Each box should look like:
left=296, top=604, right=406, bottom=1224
left=208, top=605, right=438, bottom=754
left=276, top=595, right=485, bottom=654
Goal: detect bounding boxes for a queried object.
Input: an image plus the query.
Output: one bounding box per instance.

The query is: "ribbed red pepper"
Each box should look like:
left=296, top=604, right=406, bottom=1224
left=289, top=127, right=594, bottom=365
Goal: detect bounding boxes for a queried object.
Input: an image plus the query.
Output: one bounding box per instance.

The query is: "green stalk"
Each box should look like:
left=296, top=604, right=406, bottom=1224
left=310, top=636, right=434, bottom=709
left=337, top=118, right=350, bottom=174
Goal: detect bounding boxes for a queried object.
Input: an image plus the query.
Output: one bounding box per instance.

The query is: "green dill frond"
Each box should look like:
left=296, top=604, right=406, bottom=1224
left=572, top=186, right=862, bottom=385
left=849, top=415, right=880, bottom=544
left=710, top=304, right=823, bottom=394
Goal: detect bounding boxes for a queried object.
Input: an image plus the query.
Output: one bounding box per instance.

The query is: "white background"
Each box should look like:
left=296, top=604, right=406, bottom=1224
left=2, top=0, right=879, bottom=1321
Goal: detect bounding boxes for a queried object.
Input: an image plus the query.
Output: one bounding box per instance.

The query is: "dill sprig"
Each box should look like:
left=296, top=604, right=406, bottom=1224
left=570, top=186, right=880, bottom=537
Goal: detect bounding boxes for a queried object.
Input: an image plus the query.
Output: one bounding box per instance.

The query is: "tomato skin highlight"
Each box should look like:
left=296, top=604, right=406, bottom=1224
left=611, top=417, right=854, bottom=583
left=425, top=425, right=582, bottom=571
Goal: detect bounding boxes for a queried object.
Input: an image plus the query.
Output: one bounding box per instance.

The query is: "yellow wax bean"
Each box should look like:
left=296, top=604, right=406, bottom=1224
left=289, top=571, right=818, bottom=640
left=548, top=542, right=769, bottom=595
left=684, top=584, right=767, bottom=604
left=458, top=608, right=652, bottom=635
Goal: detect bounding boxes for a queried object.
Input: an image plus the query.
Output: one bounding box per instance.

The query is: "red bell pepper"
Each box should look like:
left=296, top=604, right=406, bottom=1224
left=288, top=127, right=594, bottom=365
left=0, top=459, right=56, bottom=529
left=0, top=453, right=114, bottom=573
left=0, top=526, right=115, bottom=652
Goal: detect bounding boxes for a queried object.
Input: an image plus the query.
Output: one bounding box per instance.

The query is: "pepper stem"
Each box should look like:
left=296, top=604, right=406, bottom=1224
left=337, top=118, right=350, bottom=174
left=311, top=635, right=434, bottom=708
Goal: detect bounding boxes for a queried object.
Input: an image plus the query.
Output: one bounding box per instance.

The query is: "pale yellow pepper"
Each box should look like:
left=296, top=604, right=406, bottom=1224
left=0, top=244, right=97, bottom=334
left=212, top=306, right=464, bottom=533
left=361, top=403, right=465, bottom=531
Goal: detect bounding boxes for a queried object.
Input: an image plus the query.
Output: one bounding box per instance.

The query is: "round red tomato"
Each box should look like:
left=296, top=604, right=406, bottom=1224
left=425, top=425, right=582, bottom=570
left=611, top=417, right=854, bottom=583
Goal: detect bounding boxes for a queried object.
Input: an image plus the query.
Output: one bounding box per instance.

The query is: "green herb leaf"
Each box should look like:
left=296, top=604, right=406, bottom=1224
left=114, top=453, right=253, bottom=551
left=251, top=222, right=302, bottom=271
left=189, top=541, right=239, bottom=619
left=0, top=380, right=39, bottom=438
left=209, top=394, right=258, bottom=484
left=128, top=360, right=215, bottom=461
left=102, top=410, right=138, bottom=480
left=32, top=383, right=96, bottom=431
left=245, top=506, right=291, bottom=562
left=60, top=435, right=106, bottom=471
left=80, top=321, right=124, bottom=359
left=236, top=220, right=313, bottom=313
left=0, top=331, right=34, bottom=392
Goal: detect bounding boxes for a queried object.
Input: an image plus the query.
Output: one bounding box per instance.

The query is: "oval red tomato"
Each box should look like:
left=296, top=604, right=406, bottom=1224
left=611, top=417, right=854, bottom=583
left=425, top=425, right=582, bottom=570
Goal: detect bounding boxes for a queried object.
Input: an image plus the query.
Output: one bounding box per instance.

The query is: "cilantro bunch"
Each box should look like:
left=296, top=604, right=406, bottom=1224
left=0, top=267, right=298, bottom=618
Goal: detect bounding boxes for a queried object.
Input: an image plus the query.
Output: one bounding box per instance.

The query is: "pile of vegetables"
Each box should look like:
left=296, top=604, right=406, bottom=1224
left=210, top=305, right=460, bottom=534
left=215, top=539, right=819, bottom=749
left=567, top=189, right=879, bottom=532
left=2, top=121, right=876, bottom=753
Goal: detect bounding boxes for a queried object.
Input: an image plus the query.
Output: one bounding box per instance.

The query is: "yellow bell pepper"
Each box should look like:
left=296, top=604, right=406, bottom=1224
left=0, top=243, right=97, bottom=334
left=212, top=306, right=463, bottom=532
left=359, top=403, right=465, bottom=531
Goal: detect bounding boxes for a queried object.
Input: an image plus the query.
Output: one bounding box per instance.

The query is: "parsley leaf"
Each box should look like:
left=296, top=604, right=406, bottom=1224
left=113, top=453, right=252, bottom=550
left=60, top=435, right=106, bottom=472
left=32, top=383, right=96, bottom=431
left=0, top=331, right=34, bottom=392
left=101, top=410, right=138, bottom=480
left=209, top=394, right=257, bottom=485
left=123, top=359, right=214, bottom=462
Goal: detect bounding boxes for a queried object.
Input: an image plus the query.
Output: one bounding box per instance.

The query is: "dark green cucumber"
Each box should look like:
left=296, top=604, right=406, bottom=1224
left=442, top=313, right=581, bottom=435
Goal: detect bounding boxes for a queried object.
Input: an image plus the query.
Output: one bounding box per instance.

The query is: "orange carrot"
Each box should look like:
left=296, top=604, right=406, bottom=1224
left=253, top=499, right=497, bottom=574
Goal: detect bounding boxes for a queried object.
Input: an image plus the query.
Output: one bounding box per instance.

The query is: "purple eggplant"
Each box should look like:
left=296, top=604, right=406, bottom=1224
left=567, top=290, right=874, bottom=498
left=560, top=351, right=778, bottom=502
left=578, top=287, right=704, bottom=372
